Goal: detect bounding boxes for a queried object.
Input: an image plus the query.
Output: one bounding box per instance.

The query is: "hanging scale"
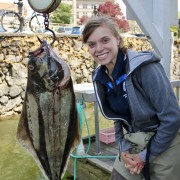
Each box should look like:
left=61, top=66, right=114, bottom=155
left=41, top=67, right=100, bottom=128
left=27, top=0, right=61, bottom=44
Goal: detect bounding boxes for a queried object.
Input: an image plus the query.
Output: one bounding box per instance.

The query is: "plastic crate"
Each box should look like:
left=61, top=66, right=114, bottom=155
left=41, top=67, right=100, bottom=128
left=99, top=127, right=115, bottom=144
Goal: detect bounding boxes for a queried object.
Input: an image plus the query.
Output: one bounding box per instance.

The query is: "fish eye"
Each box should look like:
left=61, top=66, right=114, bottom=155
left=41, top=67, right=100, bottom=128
left=28, top=64, right=34, bottom=70
left=37, top=57, right=44, bottom=65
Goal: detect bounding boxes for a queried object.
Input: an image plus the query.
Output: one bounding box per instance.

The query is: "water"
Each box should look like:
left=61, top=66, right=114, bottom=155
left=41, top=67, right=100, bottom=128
left=0, top=103, right=113, bottom=180
left=0, top=115, right=73, bottom=180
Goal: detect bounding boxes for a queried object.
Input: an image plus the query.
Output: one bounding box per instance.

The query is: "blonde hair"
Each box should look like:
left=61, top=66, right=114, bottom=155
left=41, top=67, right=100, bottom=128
left=82, top=15, right=126, bottom=53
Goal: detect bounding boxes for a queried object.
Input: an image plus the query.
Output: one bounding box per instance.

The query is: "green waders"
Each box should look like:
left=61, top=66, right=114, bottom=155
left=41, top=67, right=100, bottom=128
left=110, top=132, right=180, bottom=180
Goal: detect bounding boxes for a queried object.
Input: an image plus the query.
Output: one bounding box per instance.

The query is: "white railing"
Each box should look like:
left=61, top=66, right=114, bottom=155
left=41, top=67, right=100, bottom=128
left=171, top=80, right=180, bottom=105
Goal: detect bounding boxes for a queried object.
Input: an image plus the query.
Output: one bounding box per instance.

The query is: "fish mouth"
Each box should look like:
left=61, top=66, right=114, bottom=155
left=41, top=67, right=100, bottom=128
left=56, top=61, right=71, bottom=89
left=43, top=71, right=70, bottom=92
left=47, top=67, right=70, bottom=90
left=56, top=71, right=70, bottom=89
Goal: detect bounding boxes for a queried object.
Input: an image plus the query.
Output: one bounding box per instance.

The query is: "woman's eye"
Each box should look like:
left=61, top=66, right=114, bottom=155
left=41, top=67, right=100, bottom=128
left=88, top=43, right=95, bottom=48
left=37, top=58, right=43, bottom=64
left=102, top=38, right=109, bottom=43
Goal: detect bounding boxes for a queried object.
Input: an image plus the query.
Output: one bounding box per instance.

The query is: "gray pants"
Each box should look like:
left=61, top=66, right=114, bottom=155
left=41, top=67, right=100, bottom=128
left=110, top=132, right=180, bottom=180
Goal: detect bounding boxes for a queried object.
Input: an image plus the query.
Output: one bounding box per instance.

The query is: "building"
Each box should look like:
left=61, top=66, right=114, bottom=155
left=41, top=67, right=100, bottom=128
left=0, top=0, right=124, bottom=26
left=62, top=0, right=115, bottom=25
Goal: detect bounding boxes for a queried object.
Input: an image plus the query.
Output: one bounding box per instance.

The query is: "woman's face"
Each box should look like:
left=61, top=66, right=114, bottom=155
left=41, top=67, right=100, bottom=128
left=86, top=25, right=120, bottom=68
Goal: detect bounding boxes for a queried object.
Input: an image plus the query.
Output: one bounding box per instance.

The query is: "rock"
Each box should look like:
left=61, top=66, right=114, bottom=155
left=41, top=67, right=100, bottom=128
left=87, top=75, right=92, bottom=83
left=1, top=40, right=10, bottom=47
left=10, top=46, right=19, bottom=53
left=9, top=85, right=22, bottom=98
left=75, top=69, right=82, bottom=74
left=12, top=63, right=27, bottom=79
left=20, top=91, right=25, bottom=100
left=5, top=96, right=22, bottom=111
left=70, top=59, right=82, bottom=69
left=0, top=54, right=4, bottom=61
left=82, top=52, right=91, bottom=59
left=0, top=83, right=9, bottom=96
left=0, top=34, right=179, bottom=116
left=1, top=111, right=17, bottom=116
left=5, top=76, right=14, bottom=86
left=16, top=55, right=23, bottom=62
left=70, top=70, right=77, bottom=84
left=14, top=105, right=23, bottom=113
left=0, top=96, right=9, bottom=104
left=21, top=57, right=29, bottom=65
left=76, top=76, right=83, bottom=84
left=11, top=39, right=21, bottom=46
left=82, top=68, right=89, bottom=77
left=0, top=90, right=3, bottom=97
left=5, top=55, right=17, bottom=63
left=74, top=41, right=83, bottom=51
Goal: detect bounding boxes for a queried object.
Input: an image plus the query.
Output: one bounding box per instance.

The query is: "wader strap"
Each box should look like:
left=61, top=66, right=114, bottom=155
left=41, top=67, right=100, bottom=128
left=143, top=133, right=156, bottom=180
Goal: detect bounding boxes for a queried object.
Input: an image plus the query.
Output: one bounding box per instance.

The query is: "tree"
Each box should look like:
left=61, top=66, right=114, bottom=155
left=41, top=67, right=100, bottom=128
left=78, top=15, right=90, bottom=25
left=97, top=1, right=129, bottom=32
left=51, top=3, right=72, bottom=24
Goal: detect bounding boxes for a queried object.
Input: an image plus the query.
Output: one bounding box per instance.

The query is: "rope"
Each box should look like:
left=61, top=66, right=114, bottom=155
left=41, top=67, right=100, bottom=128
left=71, top=102, right=117, bottom=180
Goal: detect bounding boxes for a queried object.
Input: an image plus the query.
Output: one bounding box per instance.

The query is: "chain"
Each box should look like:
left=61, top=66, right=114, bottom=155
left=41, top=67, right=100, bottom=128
left=43, top=13, right=49, bottom=30
left=41, top=13, right=56, bottom=45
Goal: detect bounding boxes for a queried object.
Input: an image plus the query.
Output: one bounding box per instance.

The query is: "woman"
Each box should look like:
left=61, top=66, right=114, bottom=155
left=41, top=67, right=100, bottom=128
left=82, top=15, right=180, bottom=180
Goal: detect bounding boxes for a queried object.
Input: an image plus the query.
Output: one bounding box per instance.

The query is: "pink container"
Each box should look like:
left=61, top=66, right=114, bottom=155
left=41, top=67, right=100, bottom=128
left=99, top=127, right=115, bottom=144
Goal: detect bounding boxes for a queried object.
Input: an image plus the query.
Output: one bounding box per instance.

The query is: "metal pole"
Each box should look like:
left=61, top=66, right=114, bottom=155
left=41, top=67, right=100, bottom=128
left=18, top=0, right=23, bottom=32
left=94, top=102, right=101, bottom=154
left=92, top=5, right=99, bottom=70
left=93, top=5, right=98, bottom=17
left=72, top=0, right=77, bottom=26
left=178, top=19, right=180, bottom=39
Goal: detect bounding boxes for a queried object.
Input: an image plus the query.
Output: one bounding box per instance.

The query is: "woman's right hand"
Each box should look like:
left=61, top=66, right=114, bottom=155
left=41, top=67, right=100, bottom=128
left=121, top=151, right=144, bottom=174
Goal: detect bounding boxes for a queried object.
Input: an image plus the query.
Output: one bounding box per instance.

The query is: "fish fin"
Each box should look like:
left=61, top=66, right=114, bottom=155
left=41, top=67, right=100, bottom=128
left=16, top=94, right=50, bottom=180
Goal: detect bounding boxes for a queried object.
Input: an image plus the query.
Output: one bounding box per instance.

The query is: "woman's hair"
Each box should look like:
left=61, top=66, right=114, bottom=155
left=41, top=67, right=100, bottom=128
left=82, top=15, right=126, bottom=52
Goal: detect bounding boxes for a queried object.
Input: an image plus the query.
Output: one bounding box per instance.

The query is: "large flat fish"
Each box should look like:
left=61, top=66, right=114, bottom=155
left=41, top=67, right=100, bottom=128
left=16, top=40, right=80, bottom=180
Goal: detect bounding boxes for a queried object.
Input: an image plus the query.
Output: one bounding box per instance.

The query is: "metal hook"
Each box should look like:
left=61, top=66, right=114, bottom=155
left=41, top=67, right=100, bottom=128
left=37, top=13, right=56, bottom=45
left=48, top=28, right=56, bottom=45
left=37, top=28, right=56, bottom=45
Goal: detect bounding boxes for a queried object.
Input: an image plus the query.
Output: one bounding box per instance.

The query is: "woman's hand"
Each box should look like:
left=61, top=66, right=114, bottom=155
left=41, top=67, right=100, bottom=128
left=121, top=151, right=144, bottom=175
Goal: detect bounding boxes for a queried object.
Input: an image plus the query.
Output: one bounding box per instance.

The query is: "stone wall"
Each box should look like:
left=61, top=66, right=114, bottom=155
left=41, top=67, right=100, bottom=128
left=0, top=33, right=179, bottom=116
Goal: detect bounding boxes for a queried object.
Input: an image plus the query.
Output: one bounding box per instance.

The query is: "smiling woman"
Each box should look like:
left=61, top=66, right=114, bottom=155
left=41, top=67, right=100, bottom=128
left=82, top=15, right=180, bottom=180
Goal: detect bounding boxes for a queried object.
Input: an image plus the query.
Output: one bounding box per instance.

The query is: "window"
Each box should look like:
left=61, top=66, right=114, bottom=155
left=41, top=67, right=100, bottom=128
left=83, top=4, right=87, bottom=9
left=0, top=10, right=5, bottom=16
left=77, top=12, right=79, bottom=18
